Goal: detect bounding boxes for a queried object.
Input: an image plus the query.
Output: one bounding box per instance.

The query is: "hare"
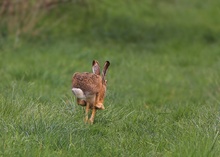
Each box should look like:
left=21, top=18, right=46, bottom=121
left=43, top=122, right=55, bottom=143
left=72, top=60, right=110, bottom=124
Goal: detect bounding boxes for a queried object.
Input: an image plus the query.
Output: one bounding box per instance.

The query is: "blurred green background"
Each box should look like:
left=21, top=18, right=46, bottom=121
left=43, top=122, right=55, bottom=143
left=1, top=0, right=220, bottom=156
left=1, top=0, right=220, bottom=45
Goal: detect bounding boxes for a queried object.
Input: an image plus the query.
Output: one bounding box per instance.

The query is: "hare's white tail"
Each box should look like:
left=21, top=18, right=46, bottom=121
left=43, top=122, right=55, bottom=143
left=72, top=88, right=86, bottom=99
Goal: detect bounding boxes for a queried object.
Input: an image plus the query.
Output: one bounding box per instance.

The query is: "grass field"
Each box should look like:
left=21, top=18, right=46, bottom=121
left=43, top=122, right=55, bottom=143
left=1, top=0, right=220, bottom=156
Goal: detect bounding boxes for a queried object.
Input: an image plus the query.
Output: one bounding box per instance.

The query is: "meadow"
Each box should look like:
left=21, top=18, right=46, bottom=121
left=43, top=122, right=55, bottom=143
left=1, top=0, right=220, bottom=156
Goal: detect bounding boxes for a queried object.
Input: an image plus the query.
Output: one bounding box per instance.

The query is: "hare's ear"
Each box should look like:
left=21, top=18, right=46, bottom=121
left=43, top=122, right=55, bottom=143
left=92, top=60, right=100, bottom=75
left=102, top=61, right=110, bottom=81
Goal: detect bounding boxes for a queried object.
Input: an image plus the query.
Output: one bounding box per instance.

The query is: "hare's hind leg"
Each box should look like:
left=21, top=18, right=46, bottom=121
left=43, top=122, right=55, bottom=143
left=89, top=93, right=99, bottom=124
left=89, top=107, right=96, bottom=124
left=84, top=102, right=90, bottom=123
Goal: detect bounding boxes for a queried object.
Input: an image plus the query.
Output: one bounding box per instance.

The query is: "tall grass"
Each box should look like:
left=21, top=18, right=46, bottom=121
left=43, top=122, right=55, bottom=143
left=0, top=0, right=89, bottom=44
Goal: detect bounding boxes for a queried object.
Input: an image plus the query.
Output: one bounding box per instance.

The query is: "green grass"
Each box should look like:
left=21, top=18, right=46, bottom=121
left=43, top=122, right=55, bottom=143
left=1, top=0, right=220, bottom=156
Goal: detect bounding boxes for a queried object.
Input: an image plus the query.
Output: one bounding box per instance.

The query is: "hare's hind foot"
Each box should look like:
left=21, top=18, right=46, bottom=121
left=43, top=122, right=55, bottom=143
left=77, top=98, right=86, bottom=106
left=88, top=119, right=94, bottom=124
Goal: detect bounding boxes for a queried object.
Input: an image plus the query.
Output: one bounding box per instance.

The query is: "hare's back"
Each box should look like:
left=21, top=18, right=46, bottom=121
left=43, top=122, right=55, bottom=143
left=72, top=72, right=102, bottom=93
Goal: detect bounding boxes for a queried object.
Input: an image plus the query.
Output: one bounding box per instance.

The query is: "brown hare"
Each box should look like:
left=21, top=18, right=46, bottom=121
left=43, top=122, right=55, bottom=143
left=72, top=60, right=110, bottom=124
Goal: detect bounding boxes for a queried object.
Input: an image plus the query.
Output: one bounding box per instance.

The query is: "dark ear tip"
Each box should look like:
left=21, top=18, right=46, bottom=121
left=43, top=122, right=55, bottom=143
left=93, top=60, right=100, bottom=66
left=106, top=61, right=110, bottom=66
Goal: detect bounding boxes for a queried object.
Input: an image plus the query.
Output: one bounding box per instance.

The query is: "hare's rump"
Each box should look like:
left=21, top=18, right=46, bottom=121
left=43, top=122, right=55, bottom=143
left=72, top=72, right=102, bottom=94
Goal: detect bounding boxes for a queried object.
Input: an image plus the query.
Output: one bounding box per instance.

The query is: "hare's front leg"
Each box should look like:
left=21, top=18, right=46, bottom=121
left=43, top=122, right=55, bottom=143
left=89, top=106, right=96, bottom=124
left=84, top=102, right=90, bottom=123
